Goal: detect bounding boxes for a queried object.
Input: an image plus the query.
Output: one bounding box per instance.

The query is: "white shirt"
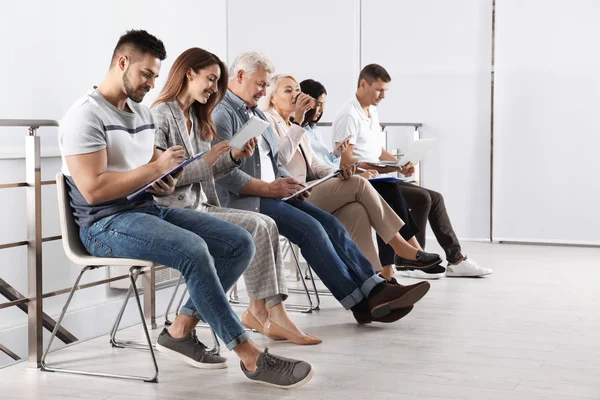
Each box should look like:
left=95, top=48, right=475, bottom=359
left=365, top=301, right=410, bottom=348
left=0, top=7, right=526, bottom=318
left=257, top=134, right=276, bottom=183
left=247, top=108, right=277, bottom=183
left=332, top=96, right=384, bottom=161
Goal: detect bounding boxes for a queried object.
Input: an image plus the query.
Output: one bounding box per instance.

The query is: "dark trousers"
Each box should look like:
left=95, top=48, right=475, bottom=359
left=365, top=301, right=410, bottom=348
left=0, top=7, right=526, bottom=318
left=370, top=180, right=420, bottom=266
left=397, top=181, right=463, bottom=264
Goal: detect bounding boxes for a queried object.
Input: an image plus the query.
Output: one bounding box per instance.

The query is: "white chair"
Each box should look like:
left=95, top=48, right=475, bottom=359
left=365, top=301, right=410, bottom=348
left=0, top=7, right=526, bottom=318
left=40, top=173, right=159, bottom=383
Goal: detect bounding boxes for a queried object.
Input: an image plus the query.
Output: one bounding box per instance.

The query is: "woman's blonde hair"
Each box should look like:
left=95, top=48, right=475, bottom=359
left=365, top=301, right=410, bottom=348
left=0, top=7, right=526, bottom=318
left=260, top=74, right=297, bottom=111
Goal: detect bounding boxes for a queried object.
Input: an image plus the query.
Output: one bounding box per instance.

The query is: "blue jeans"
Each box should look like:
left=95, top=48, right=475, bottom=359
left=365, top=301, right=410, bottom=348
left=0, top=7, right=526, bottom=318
left=260, top=198, right=384, bottom=309
left=80, top=205, right=255, bottom=350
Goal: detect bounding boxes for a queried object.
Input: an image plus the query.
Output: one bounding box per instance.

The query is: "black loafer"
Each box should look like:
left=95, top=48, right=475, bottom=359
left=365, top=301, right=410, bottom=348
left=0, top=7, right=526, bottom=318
left=395, top=250, right=441, bottom=270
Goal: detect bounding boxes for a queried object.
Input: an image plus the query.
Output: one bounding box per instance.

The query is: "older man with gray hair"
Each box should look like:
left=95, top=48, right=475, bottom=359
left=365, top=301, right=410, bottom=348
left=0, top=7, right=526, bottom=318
left=212, top=52, right=432, bottom=325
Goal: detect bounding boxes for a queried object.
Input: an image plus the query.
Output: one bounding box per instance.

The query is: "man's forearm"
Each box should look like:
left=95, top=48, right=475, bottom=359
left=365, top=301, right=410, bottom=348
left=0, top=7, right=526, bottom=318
left=239, top=177, right=273, bottom=198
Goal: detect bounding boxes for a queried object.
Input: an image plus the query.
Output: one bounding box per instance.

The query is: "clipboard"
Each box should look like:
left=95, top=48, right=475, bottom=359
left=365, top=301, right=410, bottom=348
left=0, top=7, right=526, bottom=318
left=228, top=115, right=270, bottom=150
left=282, top=169, right=343, bottom=201
left=127, top=151, right=207, bottom=201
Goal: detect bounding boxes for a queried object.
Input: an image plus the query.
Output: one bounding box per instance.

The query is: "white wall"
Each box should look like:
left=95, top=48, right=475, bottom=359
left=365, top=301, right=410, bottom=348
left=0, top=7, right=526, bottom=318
left=227, top=0, right=361, bottom=123
left=0, top=0, right=228, bottom=156
left=227, top=0, right=493, bottom=241
left=493, top=0, right=600, bottom=244
left=361, top=0, right=493, bottom=241
left=0, top=0, right=228, bottom=366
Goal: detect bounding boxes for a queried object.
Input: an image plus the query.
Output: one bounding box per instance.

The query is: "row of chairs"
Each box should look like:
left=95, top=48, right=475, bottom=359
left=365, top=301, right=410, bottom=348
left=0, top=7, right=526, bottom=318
left=41, top=173, right=330, bottom=383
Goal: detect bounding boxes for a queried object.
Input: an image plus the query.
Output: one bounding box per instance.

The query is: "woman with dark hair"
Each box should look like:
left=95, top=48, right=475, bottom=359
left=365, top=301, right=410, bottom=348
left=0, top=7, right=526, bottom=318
left=151, top=48, right=321, bottom=347
left=298, top=80, right=347, bottom=168
left=263, top=74, right=442, bottom=283
left=299, top=79, right=445, bottom=280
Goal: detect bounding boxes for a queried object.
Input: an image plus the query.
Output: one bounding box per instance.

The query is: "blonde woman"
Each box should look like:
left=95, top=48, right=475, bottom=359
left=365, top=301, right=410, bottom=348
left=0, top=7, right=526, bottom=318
left=262, top=74, right=442, bottom=280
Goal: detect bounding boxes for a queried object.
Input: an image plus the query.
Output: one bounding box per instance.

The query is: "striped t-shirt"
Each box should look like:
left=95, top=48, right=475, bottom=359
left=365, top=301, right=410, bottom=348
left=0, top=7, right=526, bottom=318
left=59, top=89, right=156, bottom=227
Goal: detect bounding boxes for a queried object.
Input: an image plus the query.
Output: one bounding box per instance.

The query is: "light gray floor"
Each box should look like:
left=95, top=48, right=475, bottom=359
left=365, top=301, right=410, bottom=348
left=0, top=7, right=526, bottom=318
left=1, top=242, right=599, bottom=400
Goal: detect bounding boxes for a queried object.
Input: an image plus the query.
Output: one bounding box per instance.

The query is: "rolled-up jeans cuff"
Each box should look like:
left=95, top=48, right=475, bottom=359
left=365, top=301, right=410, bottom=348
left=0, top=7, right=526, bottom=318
left=179, top=306, right=202, bottom=321
left=225, top=332, right=250, bottom=351
left=361, top=274, right=386, bottom=297
left=339, top=287, right=365, bottom=310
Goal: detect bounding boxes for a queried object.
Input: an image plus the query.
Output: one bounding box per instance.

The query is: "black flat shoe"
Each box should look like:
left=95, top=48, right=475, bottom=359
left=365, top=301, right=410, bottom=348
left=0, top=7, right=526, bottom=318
left=395, top=250, right=441, bottom=270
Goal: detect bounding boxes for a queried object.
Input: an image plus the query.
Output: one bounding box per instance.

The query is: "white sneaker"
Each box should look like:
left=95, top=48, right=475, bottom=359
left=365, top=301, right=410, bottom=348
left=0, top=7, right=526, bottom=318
left=396, top=264, right=446, bottom=279
left=446, top=257, right=492, bottom=277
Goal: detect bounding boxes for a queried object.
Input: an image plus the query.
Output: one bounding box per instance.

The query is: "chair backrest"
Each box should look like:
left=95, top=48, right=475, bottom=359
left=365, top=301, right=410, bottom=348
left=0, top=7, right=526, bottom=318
left=56, top=173, right=92, bottom=261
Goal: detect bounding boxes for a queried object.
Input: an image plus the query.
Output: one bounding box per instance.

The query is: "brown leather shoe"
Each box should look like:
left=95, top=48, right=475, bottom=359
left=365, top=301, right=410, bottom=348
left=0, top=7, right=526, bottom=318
left=368, top=281, right=430, bottom=318
left=353, top=305, right=415, bottom=324
left=241, top=309, right=285, bottom=341
left=263, top=319, right=322, bottom=345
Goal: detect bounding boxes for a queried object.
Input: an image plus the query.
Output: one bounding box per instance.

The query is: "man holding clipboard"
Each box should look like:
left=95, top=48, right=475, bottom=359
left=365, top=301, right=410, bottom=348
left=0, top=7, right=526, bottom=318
left=59, top=31, right=315, bottom=388
left=214, top=52, right=432, bottom=325
left=333, top=64, right=492, bottom=279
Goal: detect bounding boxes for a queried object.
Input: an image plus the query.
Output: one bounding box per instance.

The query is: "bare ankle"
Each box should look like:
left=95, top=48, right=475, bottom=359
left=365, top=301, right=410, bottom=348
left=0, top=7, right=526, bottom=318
left=248, top=299, right=268, bottom=322
left=235, top=341, right=262, bottom=372
left=168, top=314, right=198, bottom=339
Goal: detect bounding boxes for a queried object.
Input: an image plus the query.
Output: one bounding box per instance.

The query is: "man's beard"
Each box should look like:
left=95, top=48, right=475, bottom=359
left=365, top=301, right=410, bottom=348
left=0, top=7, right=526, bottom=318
left=123, top=69, right=146, bottom=103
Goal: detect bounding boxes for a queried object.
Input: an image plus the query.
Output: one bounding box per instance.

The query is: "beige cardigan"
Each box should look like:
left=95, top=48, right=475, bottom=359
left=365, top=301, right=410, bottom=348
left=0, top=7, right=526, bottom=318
left=263, top=108, right=335, bottom=183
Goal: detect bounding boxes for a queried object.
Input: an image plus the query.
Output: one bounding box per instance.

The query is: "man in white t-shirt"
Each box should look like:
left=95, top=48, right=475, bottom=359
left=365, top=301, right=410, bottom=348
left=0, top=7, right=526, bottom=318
left=332, top=64, right=492, bottom=278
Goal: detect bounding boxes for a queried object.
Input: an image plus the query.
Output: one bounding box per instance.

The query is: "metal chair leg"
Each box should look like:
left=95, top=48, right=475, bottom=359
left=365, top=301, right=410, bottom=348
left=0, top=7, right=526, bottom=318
left=128, top=266, right=159, bottom=383
left=110, top=269, right=155, bottom=350
left=227, top=243, right=314, bottom=313
left=164, top=274, right=184, bottom=326
left=288, top=243, right=315, bottom=312
left=40, top=265, right=159, bottom=383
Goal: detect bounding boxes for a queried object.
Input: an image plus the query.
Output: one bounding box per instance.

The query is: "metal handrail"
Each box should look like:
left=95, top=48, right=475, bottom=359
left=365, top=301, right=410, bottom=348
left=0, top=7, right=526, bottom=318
left=0, top=266, right=168, bottom=311
left=0, top=119, right=59, bottom=129
left=317, top=121, right=422, bottom=128
left=0, top=119, right=162, bottom=368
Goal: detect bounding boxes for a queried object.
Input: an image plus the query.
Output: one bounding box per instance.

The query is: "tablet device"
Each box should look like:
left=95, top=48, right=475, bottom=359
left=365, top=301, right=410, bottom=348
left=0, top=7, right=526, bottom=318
left=397, top=139, right=436, bottom=165
left=228, top=116, right=271, bottom=150
left=282, top=170, right=343, bottom=201
left=127, top=151, right=207, bottom=201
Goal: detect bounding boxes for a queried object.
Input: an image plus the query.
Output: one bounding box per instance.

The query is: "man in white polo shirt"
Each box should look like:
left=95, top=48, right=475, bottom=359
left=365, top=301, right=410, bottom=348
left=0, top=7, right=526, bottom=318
left=333, top=64, right=492, bottom=278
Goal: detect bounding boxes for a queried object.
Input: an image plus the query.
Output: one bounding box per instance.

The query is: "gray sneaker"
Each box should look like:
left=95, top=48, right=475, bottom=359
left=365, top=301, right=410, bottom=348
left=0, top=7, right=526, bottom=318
left=156, top=328, right=227, bottom=369
left=241, top=348, right=313, bottom=389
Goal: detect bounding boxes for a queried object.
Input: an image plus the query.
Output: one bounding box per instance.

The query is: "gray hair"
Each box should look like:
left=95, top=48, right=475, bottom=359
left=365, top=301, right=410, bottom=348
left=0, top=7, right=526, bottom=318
left=229, top=51, right=275, bottom=81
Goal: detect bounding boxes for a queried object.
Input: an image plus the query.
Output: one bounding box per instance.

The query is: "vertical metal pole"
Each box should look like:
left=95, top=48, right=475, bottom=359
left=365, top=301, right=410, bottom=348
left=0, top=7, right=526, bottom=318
left=143, top=266, right=157, bottom=329
left=414, top=127, right=422, bottom=185
left=26, top=128, right=43, bottom=367
left=489, top=0, right=496, bottom=241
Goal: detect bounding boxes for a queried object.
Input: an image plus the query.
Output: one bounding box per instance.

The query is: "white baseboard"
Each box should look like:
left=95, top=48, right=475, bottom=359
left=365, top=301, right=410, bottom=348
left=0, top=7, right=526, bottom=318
left=493, top=237, right=600, bottom=247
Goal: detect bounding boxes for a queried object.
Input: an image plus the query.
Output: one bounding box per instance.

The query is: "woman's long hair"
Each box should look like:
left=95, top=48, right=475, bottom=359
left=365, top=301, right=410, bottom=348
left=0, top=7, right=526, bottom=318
left=153, top=47, right=227, bottom=141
